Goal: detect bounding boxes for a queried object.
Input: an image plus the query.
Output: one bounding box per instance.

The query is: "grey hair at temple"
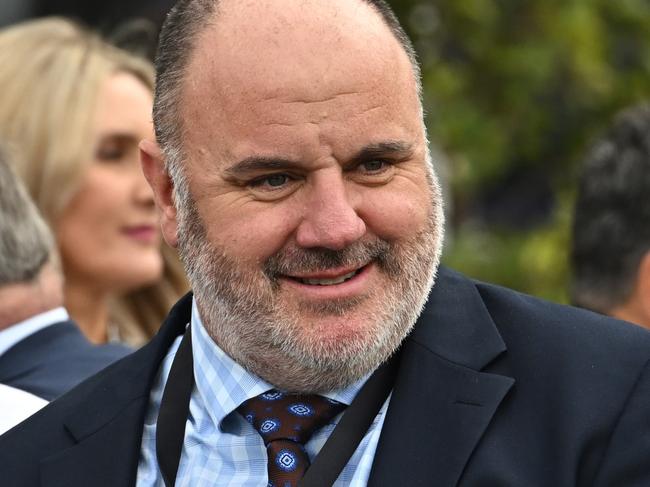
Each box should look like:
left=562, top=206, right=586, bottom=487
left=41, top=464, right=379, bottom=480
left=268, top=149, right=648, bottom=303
left=152, top=0, right=423, bottom=199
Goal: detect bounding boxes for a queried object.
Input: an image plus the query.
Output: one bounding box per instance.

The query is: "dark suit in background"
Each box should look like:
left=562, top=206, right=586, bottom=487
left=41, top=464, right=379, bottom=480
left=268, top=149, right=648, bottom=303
left=0, top=267, right=648, bottom=486
left=0, top=319, right=131, bottom=400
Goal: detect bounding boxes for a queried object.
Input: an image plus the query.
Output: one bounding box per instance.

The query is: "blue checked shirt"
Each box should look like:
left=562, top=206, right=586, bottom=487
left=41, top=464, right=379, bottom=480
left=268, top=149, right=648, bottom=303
left=136, top=298, right=390, bottom=486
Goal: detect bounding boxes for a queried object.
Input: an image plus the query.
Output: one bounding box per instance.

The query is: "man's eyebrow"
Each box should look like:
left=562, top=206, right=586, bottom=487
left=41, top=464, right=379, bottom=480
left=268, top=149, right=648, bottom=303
left=351, top=141, right=415, bottom=162
left=224, top=157, right=302, bottom=177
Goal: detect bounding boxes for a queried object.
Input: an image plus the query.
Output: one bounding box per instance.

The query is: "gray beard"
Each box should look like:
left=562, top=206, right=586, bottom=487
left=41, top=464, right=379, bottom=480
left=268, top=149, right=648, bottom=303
left=175, top=171, right=444, bottom=393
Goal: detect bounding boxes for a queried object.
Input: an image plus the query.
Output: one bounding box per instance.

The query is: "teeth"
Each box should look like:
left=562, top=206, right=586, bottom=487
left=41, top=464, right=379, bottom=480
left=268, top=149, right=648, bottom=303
left=300, top=270, right=358, bottom=286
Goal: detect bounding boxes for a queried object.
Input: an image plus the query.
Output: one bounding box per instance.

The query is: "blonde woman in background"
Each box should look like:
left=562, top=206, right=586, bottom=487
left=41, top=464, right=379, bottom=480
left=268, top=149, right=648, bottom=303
left=0, top=18, right=188, bottom=346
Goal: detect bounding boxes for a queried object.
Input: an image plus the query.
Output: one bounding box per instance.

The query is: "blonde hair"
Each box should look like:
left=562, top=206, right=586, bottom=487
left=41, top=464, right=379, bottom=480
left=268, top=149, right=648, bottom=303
left=0, top=17, right=188, bottom=345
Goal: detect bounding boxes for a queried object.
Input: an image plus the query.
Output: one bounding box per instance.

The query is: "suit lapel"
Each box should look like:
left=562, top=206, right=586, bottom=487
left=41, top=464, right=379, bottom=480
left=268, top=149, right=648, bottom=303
left=40, top=293, right=193, bottom=487
left=40, top=398, right=150, bottom=487
left=368, top=268, right=514, bottom=486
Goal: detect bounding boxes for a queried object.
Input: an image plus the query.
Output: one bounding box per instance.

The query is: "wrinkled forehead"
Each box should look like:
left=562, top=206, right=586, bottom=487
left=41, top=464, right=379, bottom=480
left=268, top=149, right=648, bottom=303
left=180, top=0, right=419, bottom=119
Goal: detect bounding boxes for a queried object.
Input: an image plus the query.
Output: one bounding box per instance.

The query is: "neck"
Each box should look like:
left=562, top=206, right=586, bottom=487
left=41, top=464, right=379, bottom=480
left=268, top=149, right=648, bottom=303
left=0, top=264, right=64, bottom=330
left=610, top=302, right=650, bottom=330
left=63, top=279, right=111, bottom=344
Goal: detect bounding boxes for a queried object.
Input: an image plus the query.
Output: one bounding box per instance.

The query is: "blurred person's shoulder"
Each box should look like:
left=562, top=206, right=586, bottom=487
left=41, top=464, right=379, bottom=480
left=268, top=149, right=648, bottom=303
left=0, top=293, right=191, bottom=485
left=0, top=318, right=133, bottom=400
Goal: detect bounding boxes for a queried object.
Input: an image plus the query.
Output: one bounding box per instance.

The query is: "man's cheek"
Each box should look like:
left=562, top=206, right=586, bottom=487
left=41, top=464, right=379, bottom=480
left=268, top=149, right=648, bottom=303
left=362, top=192, right=430, bottom=241
left=213, top=216, right=300, bottom=263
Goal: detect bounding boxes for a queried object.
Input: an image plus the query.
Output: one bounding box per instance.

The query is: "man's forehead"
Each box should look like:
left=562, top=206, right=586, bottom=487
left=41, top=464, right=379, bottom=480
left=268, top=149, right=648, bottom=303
left=175, top=0, right=422, bottom=172
left=214, top=0, right=384, bottom=41
left=183, top=0, right=411, bottom=104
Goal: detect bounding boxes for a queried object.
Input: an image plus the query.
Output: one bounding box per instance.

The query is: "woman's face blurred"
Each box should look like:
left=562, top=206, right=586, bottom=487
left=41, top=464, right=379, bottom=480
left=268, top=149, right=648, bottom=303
left=56, top=72, right=163, bottom=294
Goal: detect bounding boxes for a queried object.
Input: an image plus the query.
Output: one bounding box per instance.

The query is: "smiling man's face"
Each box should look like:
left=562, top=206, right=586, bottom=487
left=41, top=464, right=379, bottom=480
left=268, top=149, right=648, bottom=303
left=146, top=0, right=444, bottom=392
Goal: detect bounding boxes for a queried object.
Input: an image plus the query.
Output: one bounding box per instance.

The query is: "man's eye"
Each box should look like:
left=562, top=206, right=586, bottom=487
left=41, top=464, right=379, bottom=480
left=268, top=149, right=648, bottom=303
left=251, top=174, right=290, bottom=188
left=361, top=160, right=388, bottom=172
left=267, top=174, right=289, bottom=186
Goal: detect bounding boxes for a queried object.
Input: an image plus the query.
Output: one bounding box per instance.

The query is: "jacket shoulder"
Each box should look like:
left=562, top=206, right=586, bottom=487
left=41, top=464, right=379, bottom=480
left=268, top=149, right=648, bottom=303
left=0, top=322, right=178, bottom=484
left=474, top=276, right=650, bottom=362
left=0, top=321, right=132, bottom=400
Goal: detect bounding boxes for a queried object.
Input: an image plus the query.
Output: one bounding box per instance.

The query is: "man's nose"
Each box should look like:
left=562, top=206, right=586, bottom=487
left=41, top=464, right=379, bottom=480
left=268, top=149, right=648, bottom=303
left=295, top=175, right=366, bottom=250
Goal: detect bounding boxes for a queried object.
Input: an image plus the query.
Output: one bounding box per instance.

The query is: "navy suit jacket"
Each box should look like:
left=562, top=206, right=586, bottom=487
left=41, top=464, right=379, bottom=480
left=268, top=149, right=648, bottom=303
left=1, top=267, right=649, bottom=486
left=0, top=320, right=131, bottom=400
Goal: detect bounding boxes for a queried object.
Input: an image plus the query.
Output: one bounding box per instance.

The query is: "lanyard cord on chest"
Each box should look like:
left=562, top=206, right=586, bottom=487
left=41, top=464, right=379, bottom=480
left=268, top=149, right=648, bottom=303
left=155, top=326, right=399, bottom=487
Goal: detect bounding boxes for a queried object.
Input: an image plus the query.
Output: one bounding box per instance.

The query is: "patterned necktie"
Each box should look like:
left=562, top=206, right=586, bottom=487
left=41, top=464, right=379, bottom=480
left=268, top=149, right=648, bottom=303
left=237, top=390, right=346, bottom=487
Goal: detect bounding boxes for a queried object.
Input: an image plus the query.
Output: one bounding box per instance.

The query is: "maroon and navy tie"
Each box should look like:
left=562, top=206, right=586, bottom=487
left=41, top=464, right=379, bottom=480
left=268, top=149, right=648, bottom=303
left=237, top=390, right=346, bottom=487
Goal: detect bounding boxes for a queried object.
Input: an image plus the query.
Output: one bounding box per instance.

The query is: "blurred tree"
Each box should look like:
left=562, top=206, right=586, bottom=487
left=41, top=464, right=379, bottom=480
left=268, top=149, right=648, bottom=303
left=392, top=0, right=650, bottom=303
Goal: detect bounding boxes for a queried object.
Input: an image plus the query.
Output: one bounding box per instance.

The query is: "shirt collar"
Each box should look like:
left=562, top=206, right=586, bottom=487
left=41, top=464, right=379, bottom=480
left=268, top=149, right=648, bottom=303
left=0, top=307, right=69, bottom=357
left=190, top=298, right=369, bottom=431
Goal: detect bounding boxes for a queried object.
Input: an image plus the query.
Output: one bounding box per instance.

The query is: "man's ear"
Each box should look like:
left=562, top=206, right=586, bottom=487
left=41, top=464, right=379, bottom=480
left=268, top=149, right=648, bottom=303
left=636, top=250, right=650, bottom=330
left=140, top=139, right=179, bottom=248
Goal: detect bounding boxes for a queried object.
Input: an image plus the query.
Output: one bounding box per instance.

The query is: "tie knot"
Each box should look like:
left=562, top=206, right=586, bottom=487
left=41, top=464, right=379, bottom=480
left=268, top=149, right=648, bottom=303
left=237, top=390, right=345, bottom=445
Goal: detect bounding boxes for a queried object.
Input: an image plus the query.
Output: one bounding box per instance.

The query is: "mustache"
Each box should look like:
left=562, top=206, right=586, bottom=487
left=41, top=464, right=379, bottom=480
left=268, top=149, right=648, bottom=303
left=263, top=238, right=392, bottom=280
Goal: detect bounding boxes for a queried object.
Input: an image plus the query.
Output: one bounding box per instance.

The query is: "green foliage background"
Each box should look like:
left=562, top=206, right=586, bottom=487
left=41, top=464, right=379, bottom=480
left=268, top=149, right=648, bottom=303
left=391, top=0, right=650, bottom=303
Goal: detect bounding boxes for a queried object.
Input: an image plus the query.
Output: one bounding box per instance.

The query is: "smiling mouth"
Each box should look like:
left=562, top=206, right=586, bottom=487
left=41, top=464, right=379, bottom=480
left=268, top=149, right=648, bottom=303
left=287, top=266, right=366, bottom=286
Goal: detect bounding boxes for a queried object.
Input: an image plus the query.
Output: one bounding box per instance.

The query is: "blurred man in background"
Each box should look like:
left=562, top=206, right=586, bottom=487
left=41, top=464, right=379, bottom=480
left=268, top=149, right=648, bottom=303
left=571, top=104, right=650, bottom=330
left=0, top=145, right=131, bottom=401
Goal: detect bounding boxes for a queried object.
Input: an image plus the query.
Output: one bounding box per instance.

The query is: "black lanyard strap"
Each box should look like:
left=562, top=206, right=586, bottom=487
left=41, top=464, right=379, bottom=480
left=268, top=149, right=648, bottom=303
left=298, top=352, right=398, bottom=487
left=156, top=326, right=399, bottom=486
left=156, top=327, right=194, bottom=487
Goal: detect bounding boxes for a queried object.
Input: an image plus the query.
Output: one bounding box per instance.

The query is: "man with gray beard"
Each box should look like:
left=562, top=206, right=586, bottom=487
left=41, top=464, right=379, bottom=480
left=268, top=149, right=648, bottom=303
left=1, top=0, right=650, bottom=486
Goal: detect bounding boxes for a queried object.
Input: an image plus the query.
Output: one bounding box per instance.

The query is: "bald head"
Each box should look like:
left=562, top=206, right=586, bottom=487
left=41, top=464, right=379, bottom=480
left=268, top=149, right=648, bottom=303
left=153, top=0, right=421, bottom=174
